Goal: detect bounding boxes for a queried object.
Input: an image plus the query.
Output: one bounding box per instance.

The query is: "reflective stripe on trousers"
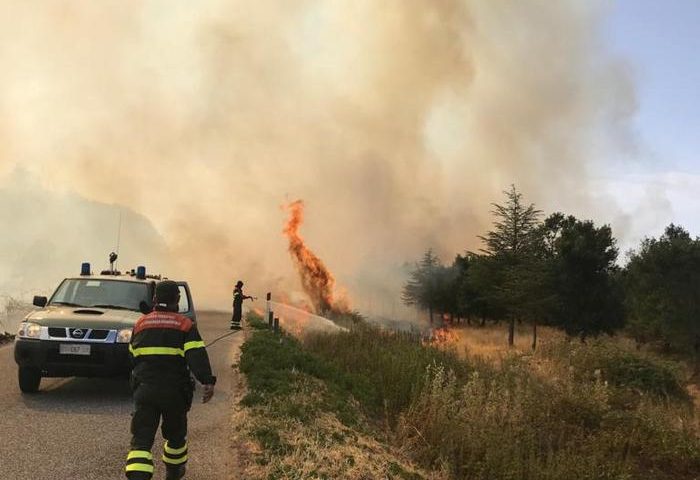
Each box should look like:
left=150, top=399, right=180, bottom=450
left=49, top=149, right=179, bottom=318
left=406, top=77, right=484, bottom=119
left=125, top=450, right=154, bottom=479
left=162, top=440, right=188, bottom=465
left=127, top=383, right=190, bottom=479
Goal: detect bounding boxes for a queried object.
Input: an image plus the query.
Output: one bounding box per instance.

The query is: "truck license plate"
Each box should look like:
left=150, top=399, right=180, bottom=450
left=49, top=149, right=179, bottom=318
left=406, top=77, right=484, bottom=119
left=59, top=344, right=91, bottom=356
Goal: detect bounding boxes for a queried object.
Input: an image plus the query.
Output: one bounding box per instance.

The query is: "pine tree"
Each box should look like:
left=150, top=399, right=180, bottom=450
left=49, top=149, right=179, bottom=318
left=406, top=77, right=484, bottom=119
left=402, top=249, right=442, bottom=324
left=479, top=185, right=543, bottom=346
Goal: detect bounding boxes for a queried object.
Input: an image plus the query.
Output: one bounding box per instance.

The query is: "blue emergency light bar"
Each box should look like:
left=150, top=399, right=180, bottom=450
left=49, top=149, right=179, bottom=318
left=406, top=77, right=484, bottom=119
left=80, top=262, right=91, bottom=276
left=136, top=266, right=146, bottom=279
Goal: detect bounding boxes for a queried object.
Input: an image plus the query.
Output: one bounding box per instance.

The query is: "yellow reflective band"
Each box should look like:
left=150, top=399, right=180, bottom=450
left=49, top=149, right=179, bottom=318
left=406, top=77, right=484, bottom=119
left=184, top=340, right=205, bottom=352
left=125, top=463, right=155, bottom=473
left=127, top=450, right=153, bottom=461
left=162, top=454, right=188, bottom=465
left=130, top=346, right=184, bottom=357
left=164, top=442, right=188, bottom=455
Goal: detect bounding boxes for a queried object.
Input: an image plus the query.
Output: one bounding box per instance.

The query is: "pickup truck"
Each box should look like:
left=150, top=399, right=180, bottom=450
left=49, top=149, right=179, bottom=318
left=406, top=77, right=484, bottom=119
left=14, top=265, right=195, bottom=393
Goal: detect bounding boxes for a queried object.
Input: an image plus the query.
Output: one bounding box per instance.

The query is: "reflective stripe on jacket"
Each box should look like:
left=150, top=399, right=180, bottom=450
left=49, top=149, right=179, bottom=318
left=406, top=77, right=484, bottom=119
left=129, top=309, right=216, bottom=386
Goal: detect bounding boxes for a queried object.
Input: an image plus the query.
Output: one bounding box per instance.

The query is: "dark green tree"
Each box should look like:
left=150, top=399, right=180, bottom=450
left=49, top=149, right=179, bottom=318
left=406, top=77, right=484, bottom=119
left=478, top=185, right=543, bottom=346
left=464, top=254, right=508, bottom=325
left=402, top=249, right=442, bottom=324
left=624, top=224, right=700, bottom=364
left=434, top=264, right=460, bottom=324
left=479, top=185, right=543, bottom=259
left=503, top=253, right=557, bottom=350
left=453, top=253, right=478, bottom=323
left=545, top=214, right=624, bottom=340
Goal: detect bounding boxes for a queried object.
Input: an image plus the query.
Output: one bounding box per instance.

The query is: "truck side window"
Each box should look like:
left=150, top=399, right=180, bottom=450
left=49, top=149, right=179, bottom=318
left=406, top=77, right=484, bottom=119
left=178, top=286, right=190, bottom=313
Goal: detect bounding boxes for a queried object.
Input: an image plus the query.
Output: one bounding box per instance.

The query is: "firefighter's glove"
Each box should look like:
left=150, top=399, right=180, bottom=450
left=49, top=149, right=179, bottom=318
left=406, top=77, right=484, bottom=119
left=202, top=383, right=215, bottom=404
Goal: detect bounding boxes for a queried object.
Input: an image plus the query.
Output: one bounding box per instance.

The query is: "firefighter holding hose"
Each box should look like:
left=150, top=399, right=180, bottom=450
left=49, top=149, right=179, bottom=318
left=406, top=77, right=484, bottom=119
left=125, top=280, right=216, bottom=480
left=230, top=280, right=255, bottom=330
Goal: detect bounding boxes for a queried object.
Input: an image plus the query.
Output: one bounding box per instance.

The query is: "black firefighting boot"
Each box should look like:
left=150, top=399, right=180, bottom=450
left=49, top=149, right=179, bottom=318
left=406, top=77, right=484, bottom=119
left=165, top=465, right=186, bottom=480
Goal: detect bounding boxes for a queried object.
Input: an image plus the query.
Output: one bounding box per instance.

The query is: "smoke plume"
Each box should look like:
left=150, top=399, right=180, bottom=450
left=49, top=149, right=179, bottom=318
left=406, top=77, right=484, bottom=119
left=0, top=1, right=635, bottom=312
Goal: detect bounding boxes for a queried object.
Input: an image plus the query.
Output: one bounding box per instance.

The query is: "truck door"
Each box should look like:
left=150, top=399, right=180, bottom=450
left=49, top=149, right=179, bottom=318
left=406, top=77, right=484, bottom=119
left=176, top=282, right=196, bottom=323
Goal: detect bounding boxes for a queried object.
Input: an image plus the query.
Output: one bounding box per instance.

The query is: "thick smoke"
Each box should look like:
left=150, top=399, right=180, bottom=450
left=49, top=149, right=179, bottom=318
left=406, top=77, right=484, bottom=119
left=0, top=169, right=169, bottom=327
left=0, top=1, right=634, bottom=311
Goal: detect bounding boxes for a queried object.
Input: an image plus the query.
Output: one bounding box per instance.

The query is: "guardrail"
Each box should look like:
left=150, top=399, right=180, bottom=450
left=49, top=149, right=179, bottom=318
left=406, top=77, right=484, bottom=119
left=263, top=292, right=347, bottom=338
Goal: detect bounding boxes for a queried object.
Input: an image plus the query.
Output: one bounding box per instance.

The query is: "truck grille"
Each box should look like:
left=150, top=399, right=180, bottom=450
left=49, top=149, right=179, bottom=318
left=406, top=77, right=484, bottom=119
left=88, top=329, right=109, bottom=340
left=68, top=328, right=88, bottom=339
left=48, top=327, right=113, bottom=341
left=48, top=328, right=67, bottom=338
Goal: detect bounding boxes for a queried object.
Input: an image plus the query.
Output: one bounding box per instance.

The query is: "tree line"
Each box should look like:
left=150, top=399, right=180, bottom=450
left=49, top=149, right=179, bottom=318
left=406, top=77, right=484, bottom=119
left=402, top=186, right=700, bottom=358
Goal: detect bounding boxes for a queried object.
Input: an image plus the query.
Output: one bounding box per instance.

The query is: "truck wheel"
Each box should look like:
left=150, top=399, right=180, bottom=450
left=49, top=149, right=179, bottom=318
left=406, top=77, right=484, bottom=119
left=18, top=367, right=41, bottom=393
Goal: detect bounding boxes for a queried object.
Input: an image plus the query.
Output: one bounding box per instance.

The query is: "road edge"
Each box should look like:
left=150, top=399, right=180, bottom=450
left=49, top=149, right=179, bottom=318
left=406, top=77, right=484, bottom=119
left=227, top=327, right=252, bottom=479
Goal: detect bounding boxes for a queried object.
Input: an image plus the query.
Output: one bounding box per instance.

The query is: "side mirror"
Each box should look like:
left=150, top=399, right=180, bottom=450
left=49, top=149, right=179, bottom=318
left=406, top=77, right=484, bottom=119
left=33, top=296, right=48, bottom=308
left=139, top=301, right=152, bottom=315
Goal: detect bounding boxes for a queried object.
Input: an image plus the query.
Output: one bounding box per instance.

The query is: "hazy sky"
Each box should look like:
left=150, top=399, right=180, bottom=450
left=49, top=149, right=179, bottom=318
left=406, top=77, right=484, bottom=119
left=596, top=0, right=700, bottom=251
left=605, top=0, right=700, bottom=175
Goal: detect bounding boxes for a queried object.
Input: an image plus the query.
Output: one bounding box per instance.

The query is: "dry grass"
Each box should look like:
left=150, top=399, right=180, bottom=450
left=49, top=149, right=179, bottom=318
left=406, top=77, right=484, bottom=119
left=238, top=314, right=700, bottom=479
left=442, top=322, right=563, bottom=361
left=238, top=406, right=437, bottom=479
left=445, top=323, right=700, bottom=410
left=685, top=384, right=700, bottom=430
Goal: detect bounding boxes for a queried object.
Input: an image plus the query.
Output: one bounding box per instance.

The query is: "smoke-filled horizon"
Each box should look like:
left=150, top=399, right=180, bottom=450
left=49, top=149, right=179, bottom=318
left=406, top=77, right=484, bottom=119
left=0, top=1, right=638, bottom=314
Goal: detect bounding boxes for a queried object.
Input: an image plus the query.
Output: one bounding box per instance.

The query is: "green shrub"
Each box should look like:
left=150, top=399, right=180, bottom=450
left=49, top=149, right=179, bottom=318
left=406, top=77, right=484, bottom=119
left=246, top=312, right=269, bottom=330
left=238, top=320, right=367, bottom=428
left=544, top=340, right=689, bottom=400
left=303, top=323, right=477, bottom=424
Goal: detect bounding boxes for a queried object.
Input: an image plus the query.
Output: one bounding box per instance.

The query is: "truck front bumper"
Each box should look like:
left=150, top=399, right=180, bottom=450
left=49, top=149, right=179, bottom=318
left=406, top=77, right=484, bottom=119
left=14, top=338, right=131, bottom=377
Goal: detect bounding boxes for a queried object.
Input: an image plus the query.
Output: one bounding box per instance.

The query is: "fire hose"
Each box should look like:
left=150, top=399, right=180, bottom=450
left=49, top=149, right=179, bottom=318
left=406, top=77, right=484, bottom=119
left=203, top=295, right=257, bottom=349
left=185, top=329, right=242, bottom=392
left=205, top=329, right=241, bottom=349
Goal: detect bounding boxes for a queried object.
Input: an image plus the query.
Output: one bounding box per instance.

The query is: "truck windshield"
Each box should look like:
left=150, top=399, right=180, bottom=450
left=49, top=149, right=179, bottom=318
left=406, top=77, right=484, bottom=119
left=50, top=279, right=151, bottom=311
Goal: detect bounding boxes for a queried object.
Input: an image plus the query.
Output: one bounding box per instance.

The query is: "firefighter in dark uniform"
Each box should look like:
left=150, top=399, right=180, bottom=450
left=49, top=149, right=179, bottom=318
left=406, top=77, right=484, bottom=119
left=230, top=280, right=253, bottom=330
left=125, top=280, right=216, bottom=480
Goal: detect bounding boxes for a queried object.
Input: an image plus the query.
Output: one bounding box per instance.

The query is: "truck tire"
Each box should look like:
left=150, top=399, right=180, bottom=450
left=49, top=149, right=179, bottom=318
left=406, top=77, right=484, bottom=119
left=18, top=367, right=41, bottom=393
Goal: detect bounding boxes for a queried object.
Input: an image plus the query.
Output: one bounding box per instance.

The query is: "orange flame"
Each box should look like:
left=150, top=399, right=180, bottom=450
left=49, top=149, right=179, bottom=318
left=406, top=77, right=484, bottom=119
left=283, top=199, right=346, bottom=314
left=425, top=326, right=460, bottom=348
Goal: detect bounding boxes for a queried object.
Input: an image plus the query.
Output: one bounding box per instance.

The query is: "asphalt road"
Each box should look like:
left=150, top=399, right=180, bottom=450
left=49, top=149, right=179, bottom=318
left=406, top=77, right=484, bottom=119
left=0, top=311, right=241, bottom=480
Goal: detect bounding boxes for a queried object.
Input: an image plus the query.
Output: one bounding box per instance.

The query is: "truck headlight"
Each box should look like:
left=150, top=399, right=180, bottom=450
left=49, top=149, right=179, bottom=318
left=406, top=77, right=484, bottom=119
left=18, top=322, right=42, bottom=339
left=117, top=329, right=133, bottom=343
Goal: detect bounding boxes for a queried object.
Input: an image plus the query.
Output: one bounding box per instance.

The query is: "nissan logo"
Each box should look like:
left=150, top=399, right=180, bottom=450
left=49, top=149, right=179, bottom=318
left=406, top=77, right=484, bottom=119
left=72, top=329, right=84, bottom=338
